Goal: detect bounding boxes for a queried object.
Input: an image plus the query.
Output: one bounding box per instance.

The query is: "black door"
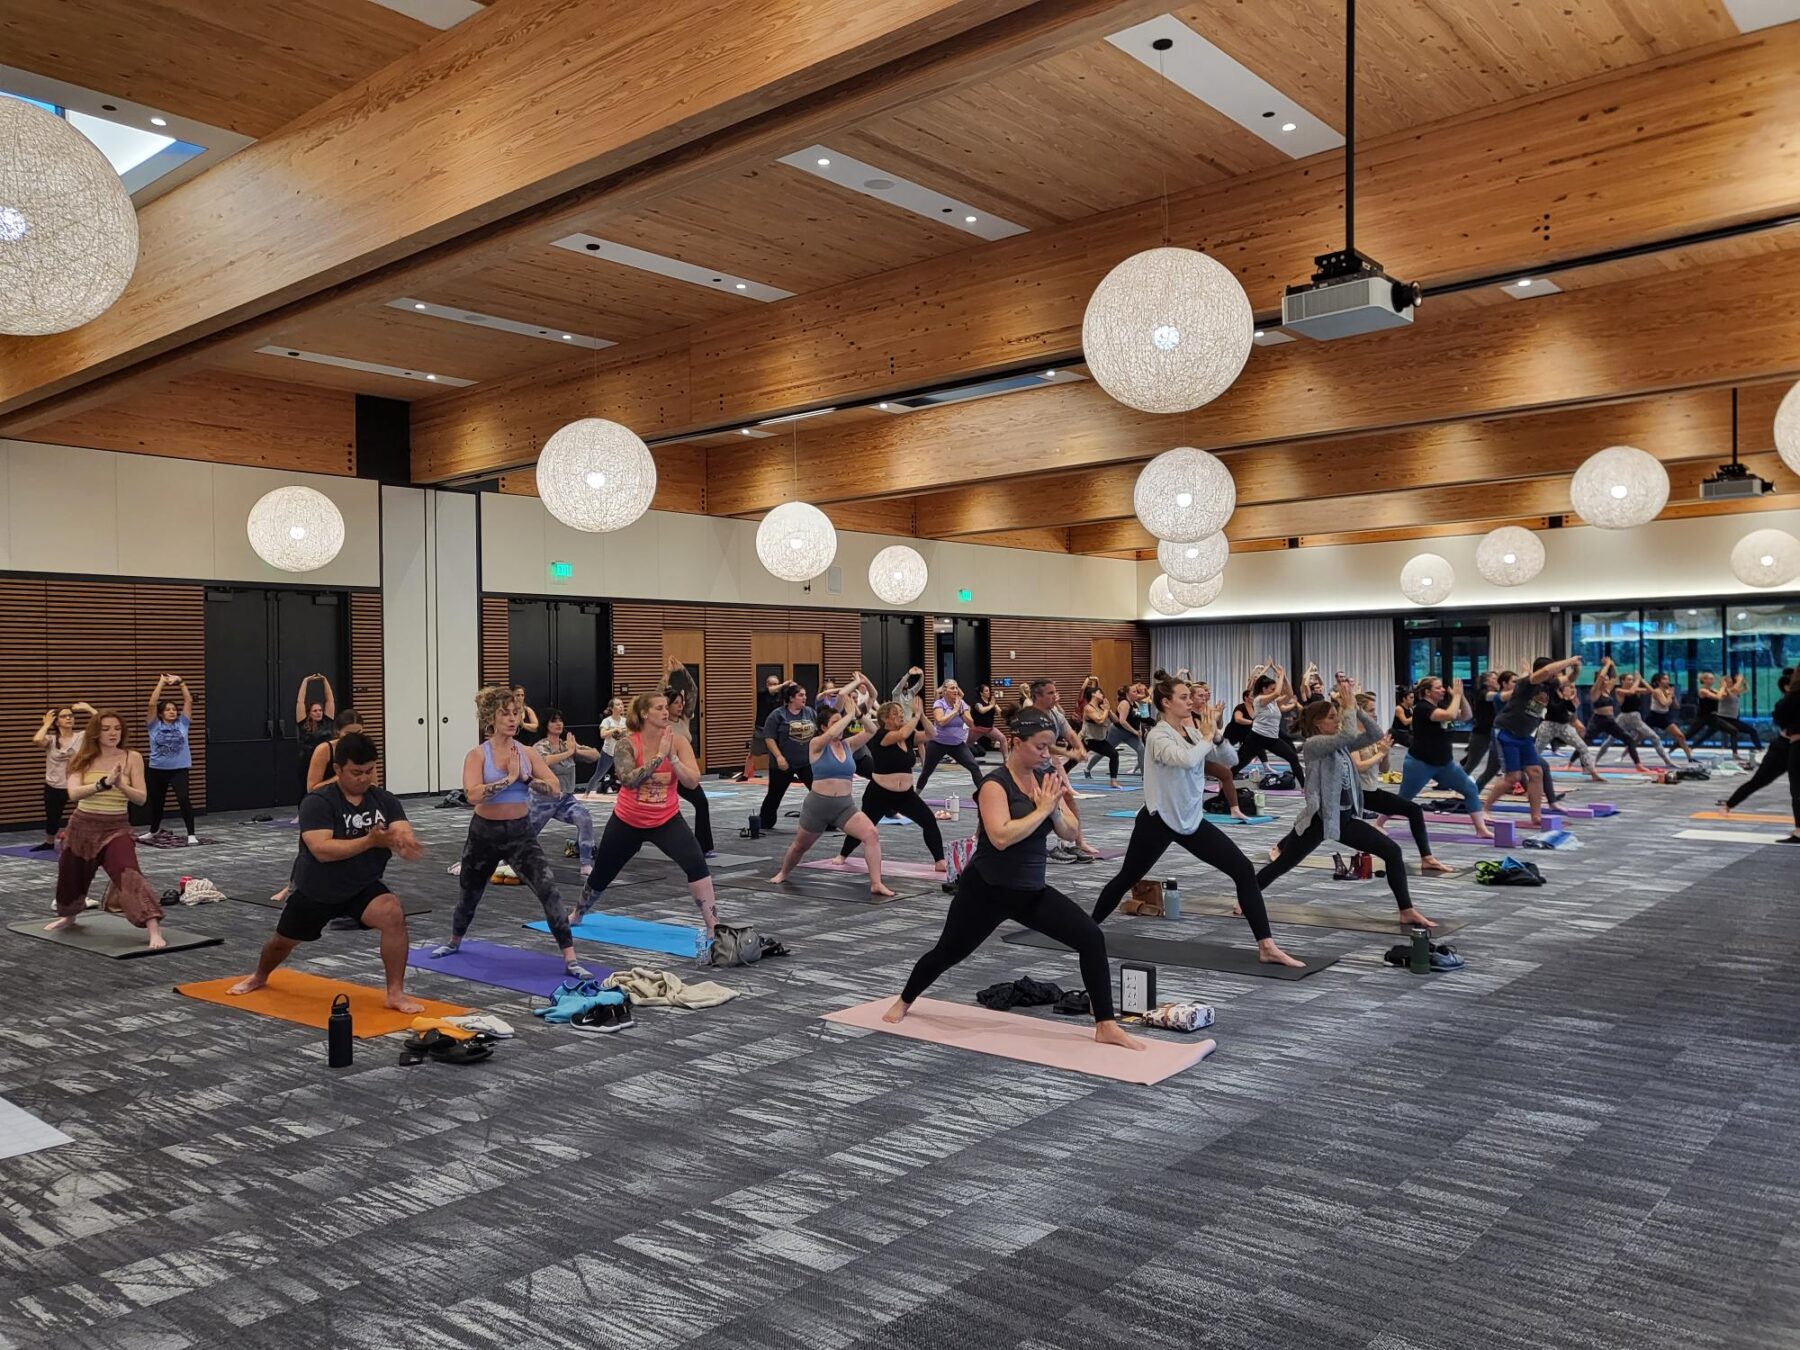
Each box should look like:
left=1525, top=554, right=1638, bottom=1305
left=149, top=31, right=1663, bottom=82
left=507, top=599, right=610, bottom=743
left=206, top=588, right=349, bottom=812
left=952, top=617, right=988, bottom=694
left=861, top=613, right=923, bottom=696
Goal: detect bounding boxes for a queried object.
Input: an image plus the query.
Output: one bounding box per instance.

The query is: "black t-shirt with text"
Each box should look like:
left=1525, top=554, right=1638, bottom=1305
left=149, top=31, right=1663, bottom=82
left=294, top=783, right=407, bottom=902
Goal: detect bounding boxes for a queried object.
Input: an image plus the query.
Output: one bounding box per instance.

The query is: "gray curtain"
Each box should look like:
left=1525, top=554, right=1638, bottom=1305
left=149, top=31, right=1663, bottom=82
left=1151, top=622, right=1290, bottom=704
left=1489, top=610, right=1553, bottom=675
left=1301, top=618, right=1395, bottom=727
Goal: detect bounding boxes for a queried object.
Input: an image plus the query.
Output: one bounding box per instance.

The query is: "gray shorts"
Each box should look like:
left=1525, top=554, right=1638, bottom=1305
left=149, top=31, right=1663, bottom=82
left=799, top=791, right=859, bottom=834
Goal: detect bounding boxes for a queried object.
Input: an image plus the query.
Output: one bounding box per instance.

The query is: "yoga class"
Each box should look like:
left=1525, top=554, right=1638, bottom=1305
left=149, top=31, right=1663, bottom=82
left=3, top=0, right=1800, bottom=1345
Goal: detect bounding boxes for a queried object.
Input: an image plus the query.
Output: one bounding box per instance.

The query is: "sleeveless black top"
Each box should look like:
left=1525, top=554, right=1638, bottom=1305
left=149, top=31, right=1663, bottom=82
left=868, top=730, right=917, bottom=775
left=968, top=765, right=1054, bottom=890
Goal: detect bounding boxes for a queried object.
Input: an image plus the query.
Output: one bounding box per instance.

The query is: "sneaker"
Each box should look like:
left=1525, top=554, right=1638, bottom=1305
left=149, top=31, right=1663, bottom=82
left=1047, top=843, right=1079, bottom=865
left=186, top=834, right=201, bottom=846
left=137, top=832, right=156, bottom=843
left=569, top=1001, right=633, bottom=1034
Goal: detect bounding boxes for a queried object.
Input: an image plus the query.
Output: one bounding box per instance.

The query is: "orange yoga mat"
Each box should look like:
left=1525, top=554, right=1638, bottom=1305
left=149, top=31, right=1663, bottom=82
left=1691, top=811, right=1794, bottom=825
left=176, top=970, right=470, bottom=1038
left=824, top=996, right=1215, bottom=1085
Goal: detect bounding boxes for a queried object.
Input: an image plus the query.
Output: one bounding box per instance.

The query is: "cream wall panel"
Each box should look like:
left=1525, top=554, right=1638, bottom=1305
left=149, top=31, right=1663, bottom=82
left=381, top=486, right=433, bottom=795
left=431, top=491, right=481, bottom=790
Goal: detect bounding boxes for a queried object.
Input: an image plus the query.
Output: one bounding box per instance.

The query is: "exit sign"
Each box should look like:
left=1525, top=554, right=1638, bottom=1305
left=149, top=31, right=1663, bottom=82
left=956, top=588, right=973, bottom=604
left=549, top=560, right=573, bottom=579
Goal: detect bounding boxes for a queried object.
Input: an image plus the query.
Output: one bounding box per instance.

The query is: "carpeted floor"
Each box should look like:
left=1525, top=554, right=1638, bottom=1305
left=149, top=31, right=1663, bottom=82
left=0, top=764, right=1795, bottom=1350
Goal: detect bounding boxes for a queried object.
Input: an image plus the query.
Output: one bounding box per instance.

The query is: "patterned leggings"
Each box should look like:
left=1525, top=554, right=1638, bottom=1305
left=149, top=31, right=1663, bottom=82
left=452, top=813, right=573, bottom=948
left=528, top=792, right=594, bottom=866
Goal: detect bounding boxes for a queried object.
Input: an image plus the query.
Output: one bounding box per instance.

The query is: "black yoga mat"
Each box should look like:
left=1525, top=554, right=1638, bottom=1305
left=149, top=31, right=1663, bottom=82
left=228, top=894, right=431, bottom=916
left=9, top=914, right=223, bottom=960
left=1187, top=897, right=1473, bottom=936
left=712, top=870, right=940, bottom=905
left=1003, top=927, right=1337, bottom=980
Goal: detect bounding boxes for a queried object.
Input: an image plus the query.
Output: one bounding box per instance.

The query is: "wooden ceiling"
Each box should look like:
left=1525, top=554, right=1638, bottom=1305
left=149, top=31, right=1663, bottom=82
left=4, top=0, right=1799, bottom=560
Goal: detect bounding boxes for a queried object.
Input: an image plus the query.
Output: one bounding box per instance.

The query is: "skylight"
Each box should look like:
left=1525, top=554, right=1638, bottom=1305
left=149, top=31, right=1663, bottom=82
left=0, top=90, right=206, bottom=196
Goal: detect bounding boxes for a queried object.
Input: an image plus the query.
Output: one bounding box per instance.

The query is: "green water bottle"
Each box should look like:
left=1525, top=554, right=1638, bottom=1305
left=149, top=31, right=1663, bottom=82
left=1409, top=927, right=1431, bottom=974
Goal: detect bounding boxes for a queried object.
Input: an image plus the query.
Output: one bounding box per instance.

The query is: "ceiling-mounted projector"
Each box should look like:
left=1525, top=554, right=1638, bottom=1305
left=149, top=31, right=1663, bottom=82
left=1699, top=460, right=1774, bottom=502
left=1281, top=247, right=1421, bottom=340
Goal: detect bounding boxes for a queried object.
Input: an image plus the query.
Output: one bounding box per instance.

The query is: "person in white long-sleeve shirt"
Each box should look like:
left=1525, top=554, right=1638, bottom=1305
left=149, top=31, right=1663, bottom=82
left=1091, top=675, right=1302, bottom=968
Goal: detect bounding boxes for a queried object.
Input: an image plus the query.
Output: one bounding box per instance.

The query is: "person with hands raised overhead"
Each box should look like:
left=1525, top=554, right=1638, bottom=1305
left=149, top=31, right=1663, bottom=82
left=1243, top=658, right=1305, bottom=784
left=836, top=697, right=947, bottom=873
left=294, top=674, right=337, bottom=797
left=144, top=673, right=198, bottom=843
left=771, top=678, right=895, bottom=897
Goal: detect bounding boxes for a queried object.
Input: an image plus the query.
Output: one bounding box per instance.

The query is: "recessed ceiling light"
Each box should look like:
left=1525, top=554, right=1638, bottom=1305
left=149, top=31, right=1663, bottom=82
left=1253, top=329, right=1264, bottom=338
left=1042, top=370, right=1057, bottom=378
left=561, top=333, right=573, bottom=340
left=425, top=374, right=437, bottom=381
left=878, top=402, right=889, bottom=409
left=964, top=215, right=978, bottom=223
left=149, top=116, right=168, bottom=127
left=1281, top=122, right=1297, bottom=132
left=413, top=302, right=427, bottom=310
left=734, top=282, right=747, bottom=290
left=1516, top=278, right=1534, bottom=288
left=740, top=428, right=753, bottom=435
left=816, top=157, right=830, bottom=166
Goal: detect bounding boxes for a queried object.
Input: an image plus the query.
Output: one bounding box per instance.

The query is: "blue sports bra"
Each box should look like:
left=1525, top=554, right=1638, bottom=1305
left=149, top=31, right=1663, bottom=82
left=481, top=740, right=532, bottom=805
left=813, top=742, right=857, bottom=781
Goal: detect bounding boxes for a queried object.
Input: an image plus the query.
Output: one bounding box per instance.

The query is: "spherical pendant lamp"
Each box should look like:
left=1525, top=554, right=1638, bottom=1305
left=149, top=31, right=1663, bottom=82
left=1400, top=553, right=1454, bottom=606
left=0, top=96, right=139, bottom=335
left=868, top=544, right=927, bottom=605
left=1729, top=528, right=1800, bottom=588
left=756, top=502, right=837, bottom=582
left=1133, top=447, right=1237, bottom=542
left=1168, top=572, right=1224, bottom=610
left=1475, top=525, right=1545, bottom=587
left=535, top=418, right=657, bottom=532
left=1569, top=446, right=1669, bottom=529
left=1082, top=247, right=1254, bottom=414
left=1776, top=381, right=1800, bottom=477
left=1147, top=574, right=1188, bottom=616
left=1157, top=532, right=1228, bottom=584
left=247, top=487, right=346, bottom=573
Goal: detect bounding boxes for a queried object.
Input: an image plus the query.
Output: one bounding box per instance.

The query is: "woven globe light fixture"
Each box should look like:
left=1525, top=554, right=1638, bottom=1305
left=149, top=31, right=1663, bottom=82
left=1134, top=447, right=1236, bottom=542
left=1157, top=532, right=1228, bottom=584
left=868, top=545, right=927, bottom=605
left=247, top=487, right=345, bottom=573
left=535, top=419, right=657, bottom=532
left=1082, top=247, right=1253, bottom=414
left=1147, top=574, right=1189, bottom=616
left=1569, top=445, right=1669, bottom=529
left=1730, top=528, right=1800, bottom=588
left=0, top=96, right=139, bottom=335
left=1776, top=381, right=1800, bottom=478
left=1168, top=572, right=1223, bottom=610
left=1400, top=553, right=1454, bottom=606
left=756, top=502, right=837, bottom=582
left=1475, top=526, right=1545, bottom=587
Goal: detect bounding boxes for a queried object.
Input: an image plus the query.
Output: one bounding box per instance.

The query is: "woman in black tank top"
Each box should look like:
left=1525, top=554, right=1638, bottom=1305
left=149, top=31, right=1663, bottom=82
left=886, top=709, right=1146, bottom=1052
left=836, top=701, right=947, bottom=869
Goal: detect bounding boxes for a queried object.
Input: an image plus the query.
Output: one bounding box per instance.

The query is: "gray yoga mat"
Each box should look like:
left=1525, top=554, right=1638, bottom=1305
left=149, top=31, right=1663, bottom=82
left=713, top=869, right=941, bottom=905
left=9, top=913, right=223, bottom=959
left=1003, top=926, right=1336, bottom=980
left=1186, top=896, right=1473, bottom=936
left=229, top=893, right=432, bottom=916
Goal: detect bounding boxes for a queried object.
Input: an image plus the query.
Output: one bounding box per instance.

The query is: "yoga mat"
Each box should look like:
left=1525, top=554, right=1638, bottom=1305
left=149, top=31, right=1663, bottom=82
left=1674, top=828, right=1787, bottom=845
left=799, top=856, right=946, bottom=881
left=254, top=817, right=302, bottom=828
left=1294, top=855, right=1468, bottom=880
left=0, top=843, right=58, bottom=860
left=0, top=1096, right=72, bottom=1161
left=530, top=912, right=708, bottom=957
left=229, top=893, right=431, bottom=916
left=9, top=914, right=222, bottom=959
left=1108, top=808, right=1277, bottom=825
left=176, top=970, right=469, bottom=1037
left=407, top=940, right=613, bottom=998
left=702, top=790, right=738, bottom=799
left=1389, top=826, right=1503, bottom=848
left=1003, top=927, right=1336, bottom=980
left=1187, top=896, right=1473, bottom=935
left=1491, top=801, right=1616, bottom=819
left=1691, top=810, right=1793, bottom=825
left=138, top=835, right=218, bottom=849
left=823, top=996, right=1215, bottom=1085
left=712, top=869, right=936, bottom=903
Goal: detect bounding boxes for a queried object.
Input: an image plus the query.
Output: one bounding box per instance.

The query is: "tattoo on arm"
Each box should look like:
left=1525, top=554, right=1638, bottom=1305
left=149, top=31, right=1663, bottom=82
left=613, top=740, right=663, bottom=788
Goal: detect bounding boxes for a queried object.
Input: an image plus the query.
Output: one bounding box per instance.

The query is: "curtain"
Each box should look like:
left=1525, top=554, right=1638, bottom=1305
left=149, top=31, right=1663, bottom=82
left=1489, top=610, right=1553, bottom=675
left=1151, top=622, right=1289, bottom=705
left=1301, top=618, right=1395, bottom=727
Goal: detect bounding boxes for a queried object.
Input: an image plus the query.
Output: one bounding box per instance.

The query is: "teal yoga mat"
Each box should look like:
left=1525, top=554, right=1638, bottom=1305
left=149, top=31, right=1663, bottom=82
left=527, top=912, right=707, bottom=958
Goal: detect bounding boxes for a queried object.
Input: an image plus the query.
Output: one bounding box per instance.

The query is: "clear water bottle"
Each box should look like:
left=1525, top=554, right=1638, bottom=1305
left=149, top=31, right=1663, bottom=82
left=1163, top=878, right=1181, bottom=920
left=946, top=794, right=961, bottom=821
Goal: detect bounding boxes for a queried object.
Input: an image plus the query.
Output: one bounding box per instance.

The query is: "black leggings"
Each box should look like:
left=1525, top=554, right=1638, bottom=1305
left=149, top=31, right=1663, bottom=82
left=916, top=739, right=982, bottom=792
left=1239, top=731, right=1304, bottom=785
left=1711, top=716, right=1762, bottom=752
left=839, top=782, right=944, bottom=861
left=759, top=758, right=813, bottom=828
left=145, top=766, right=195, bottom=835
left=1092, top=808, right=1272, bottom=942
left=1363, top=787, right=1432, bottom=858
left=582, top=812, right=710, bottom=907
left=452, top=813, right=573, bottom=948
left=1257, top=814, right=1413, bottom=910
left=677, top=781, right=713, bottom=852
left=1586, top=714, right=1643, bottom=766
left=900, top=870, right=1116, bottom=1022
left=1082, top=738, right=1119, bottom=778
left=43, top=785, right=68, bottom=839
left=1460, top=731, right=1491, bottom=773
left=1725, top=736, right=1791, bottom=810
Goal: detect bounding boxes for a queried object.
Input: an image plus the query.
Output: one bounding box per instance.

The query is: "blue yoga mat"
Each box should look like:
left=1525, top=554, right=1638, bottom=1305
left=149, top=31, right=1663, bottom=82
left=0, top=843, right=58, bottom=860
left=408, top=940, right=612, bottom=998
left=528, top=912, right=707, bottom=958
left=1106, top=810, right=1140, bottom=819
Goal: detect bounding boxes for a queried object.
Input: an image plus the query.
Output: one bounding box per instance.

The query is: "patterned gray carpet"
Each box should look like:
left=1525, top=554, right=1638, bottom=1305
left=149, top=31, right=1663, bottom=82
left=1, top=762, right=1796, bottom=1350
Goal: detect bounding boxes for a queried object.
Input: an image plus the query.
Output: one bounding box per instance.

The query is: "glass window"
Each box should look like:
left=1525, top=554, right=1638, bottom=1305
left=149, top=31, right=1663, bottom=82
left=1571, top=609, right=1642, bottom=675
left=1642, top=607, right=1723, bottom=721
left=1725, top=603, right=1800, bottom=732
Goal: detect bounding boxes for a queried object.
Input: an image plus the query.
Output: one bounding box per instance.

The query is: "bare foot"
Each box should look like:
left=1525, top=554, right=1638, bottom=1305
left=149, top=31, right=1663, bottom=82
left=386, top=991, right=424, bottom=1013
left=1527, top=817, right=1544, bottom=829
left=1420, top=857, right=1454, bottom=875
left=1267, top=845, right=1280, bottom=863
left=227, top=974, right=267, bottom=995
left=769, top=870, right=790, bottom=885
left=1110, top=780, right=1122, bottom=790
left=934, top=859, right=947, bottom=873
left=870, top=882, right=895, bottom=898
left=827, top=856, right=847, bottom=867
left=43, top=916, right=77, bottom=933
left=1257, top=939, right=1305, bottom=968
left=1231, top=902, right=1244, bottom=917
left=270, top=886, right=289, bottom=902
left=1094, top=1020, right=1147, bottom=1051
left=881, top=997, right=910, bottom=1024
left=146, top=928, right=168, bottom=952
left=1398, top=907, right=1437, bottom=930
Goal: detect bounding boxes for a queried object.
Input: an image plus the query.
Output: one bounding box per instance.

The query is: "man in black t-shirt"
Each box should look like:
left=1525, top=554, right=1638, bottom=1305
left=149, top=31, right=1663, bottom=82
left=228, top=733, right=426, bottom=1013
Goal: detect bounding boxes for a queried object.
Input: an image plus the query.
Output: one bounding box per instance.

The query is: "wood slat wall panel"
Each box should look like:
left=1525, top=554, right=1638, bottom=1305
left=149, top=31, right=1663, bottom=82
left=349, top=593, right=384, bottom=751
left=0, top=579, right=205, bottom=831
left=987, top=618, right=1150, bottom=716
left=480, top=597, right=510, bottom=689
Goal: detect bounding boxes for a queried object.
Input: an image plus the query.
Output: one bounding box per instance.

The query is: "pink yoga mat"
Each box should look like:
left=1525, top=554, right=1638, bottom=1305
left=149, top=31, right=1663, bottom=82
left=823, top=996, right=1216, bottom=1085
left=800, top=857, right=945, bottom=881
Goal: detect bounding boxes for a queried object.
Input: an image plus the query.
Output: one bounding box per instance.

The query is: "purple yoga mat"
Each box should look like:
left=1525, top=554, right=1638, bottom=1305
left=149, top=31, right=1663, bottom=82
left=0, top=843, right=57, bottom=860
left=406, top=940, right=612, bottom=998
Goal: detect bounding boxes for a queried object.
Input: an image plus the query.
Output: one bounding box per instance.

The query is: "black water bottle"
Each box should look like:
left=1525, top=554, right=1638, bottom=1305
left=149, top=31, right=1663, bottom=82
left=1409, top=927, right=1431, bottom=975
left=328, top=993, right=354, bottom=1068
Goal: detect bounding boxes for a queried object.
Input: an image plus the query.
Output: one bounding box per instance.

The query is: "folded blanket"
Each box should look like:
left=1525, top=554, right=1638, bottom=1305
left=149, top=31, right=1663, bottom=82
left=603, top=965, right=737, bottom=1009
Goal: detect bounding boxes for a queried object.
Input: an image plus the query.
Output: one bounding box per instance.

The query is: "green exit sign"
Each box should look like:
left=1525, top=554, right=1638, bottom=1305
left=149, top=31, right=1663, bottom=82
left=549, top=560, right=574, bottom=580
left=956, top=588, right=973, bottom=604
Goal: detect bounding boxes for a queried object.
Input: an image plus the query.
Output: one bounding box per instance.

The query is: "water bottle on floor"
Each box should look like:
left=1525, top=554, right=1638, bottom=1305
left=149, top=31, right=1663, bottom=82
left=1409, top=927, right=1431, bottom=974
left=1163, top=878, right=1181, bottom=920
left=328, top=993, right=354, bottom=1068
left=946, top=794, right=960, bottom=821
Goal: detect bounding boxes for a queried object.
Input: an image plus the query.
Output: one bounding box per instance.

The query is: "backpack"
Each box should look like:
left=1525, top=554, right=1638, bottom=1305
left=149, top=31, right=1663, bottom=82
left=1674, top=765, right=1711, bottom=781
left=1262, top=769, right=1296, bottom=792
left=1204, top=787, right=1263, bottom=817
left=708, top=922, right=764, bottom=967
left=1474, top=856, right=1545, bottom=887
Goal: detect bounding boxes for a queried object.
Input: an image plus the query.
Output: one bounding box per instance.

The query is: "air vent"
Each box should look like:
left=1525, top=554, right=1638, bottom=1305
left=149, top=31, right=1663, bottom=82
left=893, top=372, right=1061, bottom=410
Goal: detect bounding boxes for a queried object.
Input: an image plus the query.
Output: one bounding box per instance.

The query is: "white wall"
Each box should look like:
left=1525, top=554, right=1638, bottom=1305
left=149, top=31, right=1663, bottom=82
left=479, top=493, right=1139, bottom=619
left=431, top=492, right=480, bottom=791
left=1137, top=509, right=1800, bottom=620
left=0, top=439, right=380, bottom=586
left=380, top=487, right=433, bottom=794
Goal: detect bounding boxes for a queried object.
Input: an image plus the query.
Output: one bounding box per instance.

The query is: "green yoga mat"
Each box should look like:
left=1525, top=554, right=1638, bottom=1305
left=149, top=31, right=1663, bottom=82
left=9, top=914, right=222, bottom=959
left=1185, top=897, right=1472, bottom=935
left=1002, top=927, right=1336, bottom=979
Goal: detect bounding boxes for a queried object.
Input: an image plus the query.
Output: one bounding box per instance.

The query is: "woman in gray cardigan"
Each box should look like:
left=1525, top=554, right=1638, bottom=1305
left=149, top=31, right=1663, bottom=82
left=1256, top=676, right=1436, bottom=931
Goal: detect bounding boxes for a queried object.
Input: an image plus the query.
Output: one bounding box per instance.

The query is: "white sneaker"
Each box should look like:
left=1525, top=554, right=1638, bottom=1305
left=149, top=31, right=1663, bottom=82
left=186, top=834, right=201, bottom=846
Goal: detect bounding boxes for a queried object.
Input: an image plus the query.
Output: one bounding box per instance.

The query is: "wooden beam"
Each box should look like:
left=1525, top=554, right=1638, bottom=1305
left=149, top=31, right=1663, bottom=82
left=705, top=249, right=1800, bottom=514
left=0, top=0, right=1049, bottom=416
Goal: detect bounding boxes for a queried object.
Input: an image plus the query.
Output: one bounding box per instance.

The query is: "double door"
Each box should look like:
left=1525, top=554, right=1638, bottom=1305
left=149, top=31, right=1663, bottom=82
left=749, top=632, right=823, bottom=770
left=506, top=599, right=609, bottom=743
left=861, top=613, right=924, bottom=697
left=205, top=588, right=349, bottom=811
